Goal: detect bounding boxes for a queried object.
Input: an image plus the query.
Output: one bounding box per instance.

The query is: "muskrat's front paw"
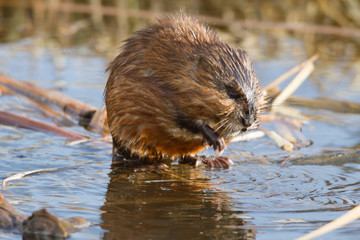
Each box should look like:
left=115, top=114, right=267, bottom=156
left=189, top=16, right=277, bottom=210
left=201, top=124, right=226, bottom=156
left=201, top=156, right=233, bottom=169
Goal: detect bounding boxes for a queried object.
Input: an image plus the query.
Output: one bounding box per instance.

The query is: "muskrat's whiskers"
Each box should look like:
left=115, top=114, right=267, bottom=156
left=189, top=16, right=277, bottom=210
left=215, top=118, right=229, bottom=132
left=248, top=118, right=261, bottom=130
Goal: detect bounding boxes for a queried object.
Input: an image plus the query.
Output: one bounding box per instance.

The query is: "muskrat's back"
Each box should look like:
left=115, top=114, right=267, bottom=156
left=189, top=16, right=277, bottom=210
left=105, top=14, right=264, bottom=166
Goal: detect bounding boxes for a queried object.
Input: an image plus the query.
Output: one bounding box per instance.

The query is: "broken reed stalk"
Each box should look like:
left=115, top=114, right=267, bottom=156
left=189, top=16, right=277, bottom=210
left=0, top=74, right=97, bottom=117
left=296, top=204, right=360, bottom=240
left=87, top=105, right=109, bottom=135
left=0, top=110, right=86, bottom=140
left=261, top=128, right=294, bottom=152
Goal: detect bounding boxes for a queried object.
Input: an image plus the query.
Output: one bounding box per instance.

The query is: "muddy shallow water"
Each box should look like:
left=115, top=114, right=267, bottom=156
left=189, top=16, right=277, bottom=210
left=1, top=18, right=360, bottom=240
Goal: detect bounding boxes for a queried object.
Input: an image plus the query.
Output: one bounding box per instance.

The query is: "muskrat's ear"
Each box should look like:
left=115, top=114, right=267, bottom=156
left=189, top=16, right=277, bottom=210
left=189, top=54, right=206, bottom=68
left=188, top=54, right=209, bottom=75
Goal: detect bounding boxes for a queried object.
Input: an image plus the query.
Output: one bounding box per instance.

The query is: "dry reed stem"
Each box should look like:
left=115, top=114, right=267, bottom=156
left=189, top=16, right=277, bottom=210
left=274, top=120, right=297, bottom=144
left=296, top=204, right=360, bottom=240
left=271, top=61, right=315, bottom=108
left=261, top=128, right=294, bottom=152
left=286, top=96, right=360, bottom=114
left=263, top=55, right=318, bottom=91
left=271, top=105, right=309, bottom=120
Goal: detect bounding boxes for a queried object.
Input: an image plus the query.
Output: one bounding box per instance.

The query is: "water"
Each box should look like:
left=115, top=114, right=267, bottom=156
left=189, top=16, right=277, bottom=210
left=1, top=24, right=360, bottom=240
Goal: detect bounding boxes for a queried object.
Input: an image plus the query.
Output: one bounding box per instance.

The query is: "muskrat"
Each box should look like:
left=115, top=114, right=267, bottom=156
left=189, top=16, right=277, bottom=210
left=105, top=14, right=264, bottom=168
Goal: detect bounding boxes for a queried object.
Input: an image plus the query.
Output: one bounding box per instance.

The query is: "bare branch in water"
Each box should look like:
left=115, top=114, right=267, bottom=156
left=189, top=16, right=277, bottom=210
left=0, top=75, right=96, bottom=118
left=0, top=110, right=86, bottom=140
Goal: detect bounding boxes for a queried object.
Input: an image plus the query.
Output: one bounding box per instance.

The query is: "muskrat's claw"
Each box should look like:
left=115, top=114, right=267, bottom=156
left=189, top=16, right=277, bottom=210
left=201, top=124, right=226, bottom=156
left=180, top=155, right=233, bottom=168
left=201, top=156, right=233, bottom=169
left=214, top=137, right=225, bottom=156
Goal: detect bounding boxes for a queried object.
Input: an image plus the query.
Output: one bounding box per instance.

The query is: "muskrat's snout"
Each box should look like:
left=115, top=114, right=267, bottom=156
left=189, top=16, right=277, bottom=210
left=241, top=118, right=252, bottom=131
left=238, top=110, right=258, bottom=132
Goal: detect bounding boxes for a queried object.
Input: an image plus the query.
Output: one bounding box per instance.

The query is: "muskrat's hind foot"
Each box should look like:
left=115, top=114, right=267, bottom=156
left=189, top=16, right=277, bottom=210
left=111, top=151, right=170, bottom=173
left=180, top=155, right=233, bottom=169
left=200, top=156, right=233, bottom=169
left=179, top=155, right=201, bottom=167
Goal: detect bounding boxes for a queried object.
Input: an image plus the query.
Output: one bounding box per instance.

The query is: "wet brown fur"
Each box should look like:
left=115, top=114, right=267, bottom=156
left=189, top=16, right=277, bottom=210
left=105, top=14, right=265, bottom=161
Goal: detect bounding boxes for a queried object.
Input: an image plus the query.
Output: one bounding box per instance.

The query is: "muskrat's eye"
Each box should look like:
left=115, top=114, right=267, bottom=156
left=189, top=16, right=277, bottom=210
left=225, top=85, right=246, bottom=102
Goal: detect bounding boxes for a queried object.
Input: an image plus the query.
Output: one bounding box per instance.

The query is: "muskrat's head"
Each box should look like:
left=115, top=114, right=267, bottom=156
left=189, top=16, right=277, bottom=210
left=193, top=44, right=264, bottom=141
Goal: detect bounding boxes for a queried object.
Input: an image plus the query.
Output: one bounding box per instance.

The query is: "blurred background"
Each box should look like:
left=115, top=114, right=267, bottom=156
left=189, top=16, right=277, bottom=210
left=1, top=0, right=359, bottom=59
left=1, top=0, right=359, bottom=100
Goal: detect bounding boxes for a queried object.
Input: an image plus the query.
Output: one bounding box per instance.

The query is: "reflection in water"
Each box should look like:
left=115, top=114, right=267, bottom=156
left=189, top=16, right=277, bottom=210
left=101, top=163, right=255, bottom=240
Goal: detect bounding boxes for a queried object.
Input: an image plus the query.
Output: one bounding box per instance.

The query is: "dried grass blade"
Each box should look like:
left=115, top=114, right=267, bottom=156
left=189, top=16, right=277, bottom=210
left=2, top=165, right=82, bottom=190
